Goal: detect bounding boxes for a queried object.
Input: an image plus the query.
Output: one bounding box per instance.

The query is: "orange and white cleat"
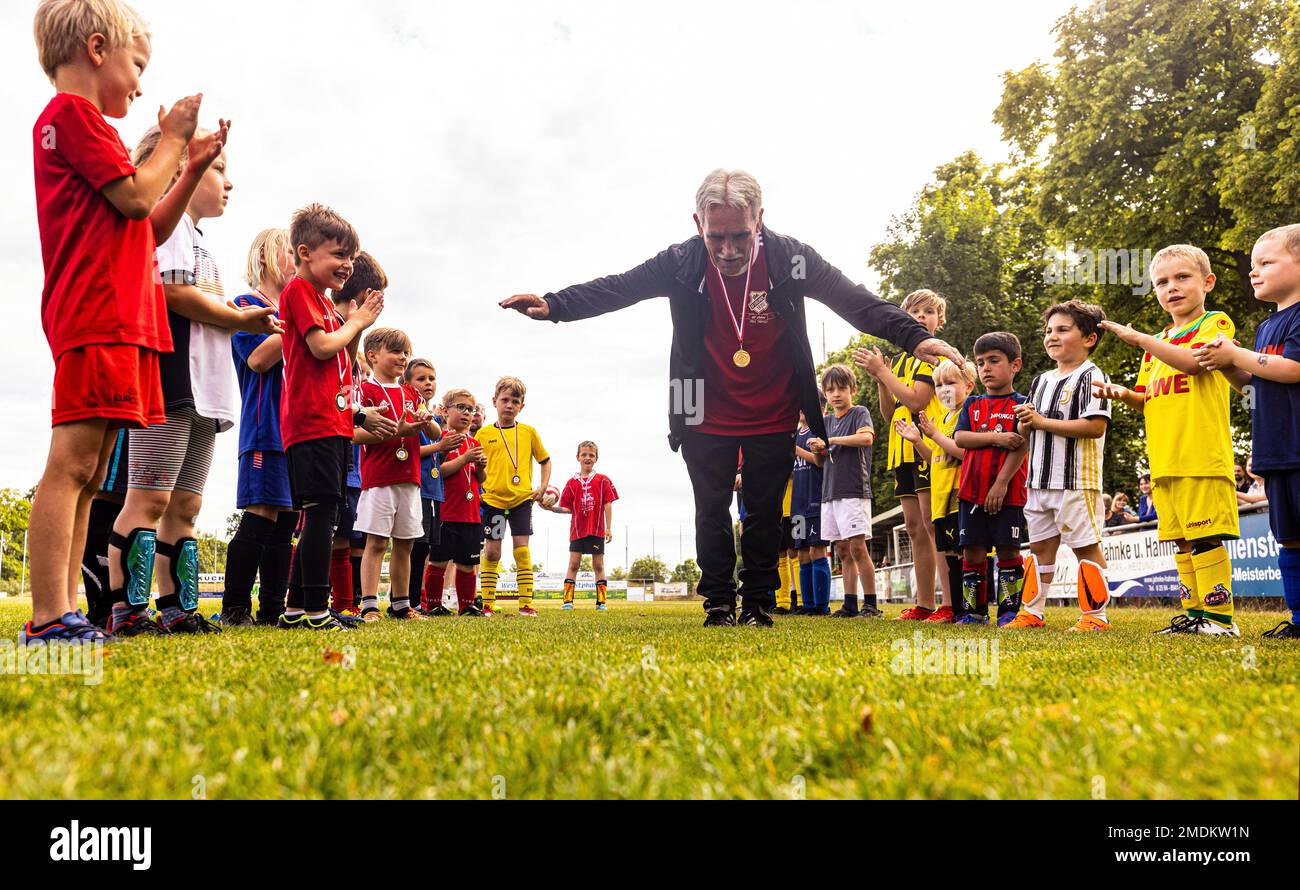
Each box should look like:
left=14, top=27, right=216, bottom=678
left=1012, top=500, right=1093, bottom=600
left=1066, top=614, right=1111, bottom=632
left=518, top=606, right=539, bottom=618
left=1003, top=611, right=1045, bottom=629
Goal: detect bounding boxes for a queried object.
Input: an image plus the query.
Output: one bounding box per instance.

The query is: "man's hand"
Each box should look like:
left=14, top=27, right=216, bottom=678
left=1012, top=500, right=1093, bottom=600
left=500, top=294, right=551, bottom=320
left=229, top=301, right=283, bottom=335
left=913, top=338, right=966, bottom=368
left=1193, top=333, right=1238, bottom=371
left=436, top=431, right=465, bottom=453
left=158, top=94, right=202, bottom=144
left=1091, top=379, right=1130, bottom=402
left=991, top=432, right=1024, bottom=450
left=894, top=418, right=921, bottom=444
left=1099, top=320, right=1145, bottom=348
left=852, top=346, right=887, bottom=377
left=358, top=404, right=397, bottom=438
left=985, top=480, right=1008, bottom=514
left=351, top=289, right=384, bottom=328
left=1013, top=402, right=1041, bottom=430
left=186, top=119, right=230, bottom=173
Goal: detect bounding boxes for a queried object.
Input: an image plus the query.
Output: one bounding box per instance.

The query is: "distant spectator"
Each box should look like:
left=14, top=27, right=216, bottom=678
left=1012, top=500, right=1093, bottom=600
left=1136, top=474, right=1158, bottom=522
left=1106, top=491, right=1139, bottom=527
left=1234, top=463, right=1251, bottom=494
left=1103, top=493, right=1114, bottom=526
left=1237, top=456, right=1268, bottom=507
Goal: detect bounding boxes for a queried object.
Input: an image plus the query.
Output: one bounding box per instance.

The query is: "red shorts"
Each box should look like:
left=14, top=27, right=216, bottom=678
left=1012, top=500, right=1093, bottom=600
left=52, top=344, right=166, bottom=429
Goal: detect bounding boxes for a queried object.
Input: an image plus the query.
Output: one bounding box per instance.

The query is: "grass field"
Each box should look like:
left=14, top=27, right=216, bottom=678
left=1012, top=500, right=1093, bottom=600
left=0, top=599, right=1296, bottom=799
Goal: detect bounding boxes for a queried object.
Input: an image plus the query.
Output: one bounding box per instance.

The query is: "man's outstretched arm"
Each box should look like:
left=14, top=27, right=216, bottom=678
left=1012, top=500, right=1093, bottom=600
left=500, top=246, right=679, bottom=322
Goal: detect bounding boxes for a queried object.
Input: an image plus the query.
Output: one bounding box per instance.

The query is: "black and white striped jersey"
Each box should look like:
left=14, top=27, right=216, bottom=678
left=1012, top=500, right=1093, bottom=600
left=1025, top=361, right=1111, bottom=491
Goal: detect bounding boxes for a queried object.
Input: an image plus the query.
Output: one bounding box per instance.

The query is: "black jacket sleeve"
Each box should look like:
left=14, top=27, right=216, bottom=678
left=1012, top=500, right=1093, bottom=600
left=543, top=246, right=679, bottom=323
left=798, top=242, right=931, bottom=356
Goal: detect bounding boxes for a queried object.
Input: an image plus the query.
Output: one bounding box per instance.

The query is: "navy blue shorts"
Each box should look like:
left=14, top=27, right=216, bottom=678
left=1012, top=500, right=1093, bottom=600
left=1263, top=468, right=1300, bottom=544
left=421, top=497, right=443, bottom=547
left=237, top=449, right=293, bottom=509
left=792, top=513, right=828, bottom=550
left=335, top=486, right=363, bottom=545
left=958, top=500, right=1025, bottom=550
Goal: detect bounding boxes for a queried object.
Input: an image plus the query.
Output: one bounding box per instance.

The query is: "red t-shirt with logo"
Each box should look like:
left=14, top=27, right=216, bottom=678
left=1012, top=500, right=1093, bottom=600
left=559, top=472, right=619, bottom=540
left=34, top=93, right=170, bottom=357
left=439, top=434, right=483, bottom=522
left=955, top=392, right=1029, bottom=506
left=279, top=276, right=353, bottom=448
left=359, top=381, right=422, bottom=488
left=696, top=237, right=800, bottom=436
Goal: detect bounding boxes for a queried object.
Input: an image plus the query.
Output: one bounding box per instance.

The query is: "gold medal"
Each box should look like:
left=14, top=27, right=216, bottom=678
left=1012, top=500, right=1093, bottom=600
left=430, top=467, right=439, bottom=479
left=733, top=349, right=751, bottom=368
left=465, top=490, right=474, bottom=501
left=395, top=447, right=409, bottom=462
left=512, top=475, right=521, bottom=485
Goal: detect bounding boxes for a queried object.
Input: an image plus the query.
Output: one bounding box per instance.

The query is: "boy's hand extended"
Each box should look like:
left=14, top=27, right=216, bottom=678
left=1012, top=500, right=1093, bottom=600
left=915, top=412, right=937, bottom=438
left=228, top=301, right=283, bottom=335
left=807, top=437, right=826, bottom=454
left=351, top=290, right=385, bottom=327
left=991, top=431, right=1024, bottom=450
left=1013, top=402, right=1041, bottom=430
left=467, top=445, right=486, bottom=466
left=186, top=119, right=231, bottom=173
left=894, top=418, right=921, bottom=444
left=985, top=481, right=1008, bottom=514
left=358, top=404, right=398, bottom=438
left=853, top=346, right=887, bottom=377
left=500, top=294, right=550, bottom=320
left=531, top=486, right=547, bottom=503
left=437, top=431, right=465, bottom=453
left=1098, top=320, right=1145, bottom=347
left=1091, top=379, right=1130, bottom=402
left=158, top=94, right=202, bottom=144
left=1193, top=333, right=1239, bottom=371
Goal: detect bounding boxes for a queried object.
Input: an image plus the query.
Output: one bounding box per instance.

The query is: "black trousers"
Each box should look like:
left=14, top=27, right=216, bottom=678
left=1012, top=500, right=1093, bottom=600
left=681, top=429, right=796, bottom=610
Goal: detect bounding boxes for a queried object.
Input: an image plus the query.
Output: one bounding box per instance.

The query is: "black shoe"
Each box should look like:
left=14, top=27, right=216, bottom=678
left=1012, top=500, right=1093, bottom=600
left=458, top=605, right=487, bottom=617
left=703, top=608, right=737, bottom=627
left=330, top=609, right=366, bottom=628
left=427, top=604, right=454, bottom=616
left=277, top=612, right=354, bottom=631
left=772, top=606, right=791, bottom=615
left=1154, top=614, right=1199, bottom=635
left=830, top=606, right=859, bottom=618
left=112, top=609, right=171, bottom=637
left=1262, top=620, right=1300, bottom=639
left=474, top=594, right=484, bottom=610
left=857, top=604, right=884, bottom=618
left=255, top=609, right=284, bottom=626
left=739, top=603, right=775, bottom=627
left=162, top=611, right=223, bottom=634
left=220, top=606, right=255, bottom=627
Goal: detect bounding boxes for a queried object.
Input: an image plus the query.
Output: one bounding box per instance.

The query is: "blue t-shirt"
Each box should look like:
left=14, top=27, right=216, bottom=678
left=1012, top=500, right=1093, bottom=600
left=347, top=443, right=362, bottom=490
left=1251, top=302, right=1300, bottom=473
left=419, top=431, right=444, bottom=502
left=792, top=427, right=823, bottom=517
left=231, top=292, right=283, bottom=455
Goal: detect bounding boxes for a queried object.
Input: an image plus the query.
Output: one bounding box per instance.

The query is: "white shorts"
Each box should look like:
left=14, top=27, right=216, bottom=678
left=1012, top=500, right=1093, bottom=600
left=1025, top=488, right=1104, bottom=549
left=820, top=498, right=872, bottom=542
left=354, top=483, right=424, bottom=540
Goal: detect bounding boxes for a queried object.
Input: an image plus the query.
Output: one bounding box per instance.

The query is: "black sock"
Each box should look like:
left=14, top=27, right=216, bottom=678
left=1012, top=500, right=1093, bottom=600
left=842, top=593, right=859, bottom=613
left=350, top=554, right=362, bottom=604
left=409, top=540, right=430, bottom=603
left=863, top=593, right=877, bottom=608
left=223, top=511, right=275, bottom=613
left=82, top=498, right=121, bottom=627
left=257, top=511, right=297, bottom=617
left=297, top=502, right=338, bottom=613
left=946, top=556, right=964, bottom=617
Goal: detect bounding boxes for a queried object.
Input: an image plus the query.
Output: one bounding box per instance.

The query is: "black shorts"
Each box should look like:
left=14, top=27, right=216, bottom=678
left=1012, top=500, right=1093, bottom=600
left=482, top=500, right=534, bottom=541
left=100, top=429, right=130, bottom=496
left=431, top=520, right=483, bottom=567
left=781, top=516, right=796, bottom=551
left=570, top=535, right=605, bottom=555
left=286, top=437, right=349, bottom=509
left=334, top=487, right=362, bottom=544
left=893, top=460, right=931, bottom=497
left=958, top=500, right=1025, bottom=550
left=933, top=513, right=959, bottom=553
left=792, top=513, right=827, bottom=550
left=421, top=497, right=443, bottom=547
left=1264, top=468, right=1300, bottom=544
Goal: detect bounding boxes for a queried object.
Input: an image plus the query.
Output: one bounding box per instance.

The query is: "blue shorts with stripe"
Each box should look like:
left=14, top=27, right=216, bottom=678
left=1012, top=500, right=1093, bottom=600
left=237, top=449, right=293, bottom=509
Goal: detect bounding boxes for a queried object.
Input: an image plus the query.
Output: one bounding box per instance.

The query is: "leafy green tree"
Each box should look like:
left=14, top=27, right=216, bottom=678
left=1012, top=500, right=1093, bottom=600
left=579, top=555, right=593, bottom=573
left=0, top=489, right=32, bottom=592
left=628, top=555, right=668, bottom=584
left=671, top=558, right=701, bottom=588
left=610, top=565, right=627, bottom=581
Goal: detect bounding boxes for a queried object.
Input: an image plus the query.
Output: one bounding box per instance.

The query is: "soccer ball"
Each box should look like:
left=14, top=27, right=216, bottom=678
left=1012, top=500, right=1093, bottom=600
left=541, top=486, right=561, bottom=509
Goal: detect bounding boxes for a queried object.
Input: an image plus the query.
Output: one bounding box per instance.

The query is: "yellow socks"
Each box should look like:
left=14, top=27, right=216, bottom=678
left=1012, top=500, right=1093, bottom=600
left=514, top=546, right=533, bottom=609
left=777, top=557, right=791, bottom=609
left=789, top=554, right=802, bottom=607
left=1192, top=546, right=1234, bottom=627
left=480, top=557, right=500, bottom=610
left=1175, top=550, right=1201, bottom=619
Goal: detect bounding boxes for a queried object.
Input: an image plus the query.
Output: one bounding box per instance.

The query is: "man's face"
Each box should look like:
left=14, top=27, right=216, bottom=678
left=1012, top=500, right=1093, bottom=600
left=96, top=33, right=150, bottom=119
left=1043, top=313, right=1094, bottom=365
left=1234, top=464, right=1245, bottom=484
left=298, top=239, right=354, bottom=292
left=1152, top=257, right=1213, bottom=318
left=976, top=350, right=1020, bottom=392
left=494, top=391, right=523, bottom=424
left=1250, top=235, right=1300, bottom=305
left=695, top=204, right=763, bottom=277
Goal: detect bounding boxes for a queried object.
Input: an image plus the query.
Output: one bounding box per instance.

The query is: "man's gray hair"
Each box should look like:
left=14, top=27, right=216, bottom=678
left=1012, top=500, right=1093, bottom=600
left=695, top=169, right=762, bottom=221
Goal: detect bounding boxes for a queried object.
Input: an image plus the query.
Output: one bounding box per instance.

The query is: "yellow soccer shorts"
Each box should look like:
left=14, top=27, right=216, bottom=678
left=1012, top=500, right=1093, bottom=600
left=1150, top=476, right=1239, bottom=542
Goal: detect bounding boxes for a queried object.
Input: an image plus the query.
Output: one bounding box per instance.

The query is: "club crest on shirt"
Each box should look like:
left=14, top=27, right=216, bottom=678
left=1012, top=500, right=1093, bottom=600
left=747, top=290, right=775, bottom=325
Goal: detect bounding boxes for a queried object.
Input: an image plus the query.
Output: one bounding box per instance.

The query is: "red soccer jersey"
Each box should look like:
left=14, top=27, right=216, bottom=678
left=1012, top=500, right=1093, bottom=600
left=359, top=381, right=422, bottom=488
left=955, top=392, right=1029, bottom=506
left=279, top=276, right=353, bottom=449
left=34, top=93, right=170, bottom=357
left=439, top=434, right=483, bottom=522
left=560, top=472, right=619, bottom=540
left=696, top=238, right=801, bottom=436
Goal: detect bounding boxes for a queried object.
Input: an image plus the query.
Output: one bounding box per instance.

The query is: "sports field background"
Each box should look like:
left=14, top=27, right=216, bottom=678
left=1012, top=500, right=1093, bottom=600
left=0, top=600, right=1294, bottom=799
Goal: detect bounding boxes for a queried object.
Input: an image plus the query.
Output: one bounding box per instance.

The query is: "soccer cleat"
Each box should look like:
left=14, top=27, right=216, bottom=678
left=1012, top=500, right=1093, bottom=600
left=995, top=611, right=1019, bottom=628
left=458, top=605, right=487, bottom=617
left=255, top=609, right=284, bottom=626
left=562, top=602, right=574, bottom=611
left=1065, top=614, right=1110, bottom=632
left=112, top=609, right=171, bottom=637
left=386, top=605, right=426, bottom=621
left=482, top=607, right=497, bottom=617
left=897, top=606, right=934, bottom=621
left=953, top=613, right=989, bottom=626
left=160, top=611, right=223, bottom=634
left=1154, top=615, right=1199, bottom=635
left=703, top=608, right=737, bottom=627
left=426, top=604, right=453, bottom=617
left=596, top=602, right=608, bottom=611
left=276, top=612, right=352, bottom=631
left=772, top=606, right=792, bottom=615
left=830, top=606, right=859, bottom=618
left=21, top=612, right=112, bottom=646
left=518, top=606, right=539, bottom=618
left=857, top=604, right=884, bottom=618
left=1262, top=621, right=1300, bottom=639
left=1192, top=618, right=1240, bottom=637
left=361, top=607, right=382, bottom=623
left=924, top=606, right=954, bottom=623
left=738, top=602, right=775, bottom=627
left=330, top=609, right=366, bottom=628
left=220, top=607, right=255, bottom=627
left=1003, top=611, right=1046, bottom=629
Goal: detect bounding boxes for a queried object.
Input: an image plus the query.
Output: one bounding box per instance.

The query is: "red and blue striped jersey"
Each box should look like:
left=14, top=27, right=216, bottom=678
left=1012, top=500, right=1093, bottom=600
left=955, top=392, right=1029, bottom=506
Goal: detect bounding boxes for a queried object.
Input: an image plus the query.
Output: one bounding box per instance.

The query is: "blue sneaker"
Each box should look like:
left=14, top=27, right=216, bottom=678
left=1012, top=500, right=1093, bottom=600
left=562, top=602, right=574, bottom=611
left=21, top=610, right=112, bottom=646
left=596, top=603, right=608, bottom=611
left=953, top=613, right=989, bottom=626
left=996, top=611, right=1019, bottom=628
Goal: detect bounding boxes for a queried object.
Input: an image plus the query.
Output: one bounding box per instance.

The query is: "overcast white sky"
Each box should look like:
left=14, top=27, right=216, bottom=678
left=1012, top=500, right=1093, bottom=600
left=2, top=0, right=1078, bottom=570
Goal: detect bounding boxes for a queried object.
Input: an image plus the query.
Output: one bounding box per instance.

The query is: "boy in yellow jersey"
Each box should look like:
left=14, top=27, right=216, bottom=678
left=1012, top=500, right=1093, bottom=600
left=1097, top=245, right=1240, bottom=635
left=774, top=474, right=802, bottom=613
left=854, top=289, right=948, bottom=619
left=911, top=359, right=978, bottom=622
left=1011, top=301, right=1113, bottom=631
left=477, top=376, right=551, bottom=616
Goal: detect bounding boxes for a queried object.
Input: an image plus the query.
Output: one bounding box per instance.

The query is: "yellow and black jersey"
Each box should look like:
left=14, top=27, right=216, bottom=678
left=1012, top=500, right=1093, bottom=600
left=886, top=352, right=945, bottom=470
left=478, top=422, right=549, bottom=509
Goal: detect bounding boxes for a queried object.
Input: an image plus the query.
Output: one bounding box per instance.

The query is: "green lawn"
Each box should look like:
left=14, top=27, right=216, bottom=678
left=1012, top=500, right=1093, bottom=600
left=0, top=600, right=1296, bottom=799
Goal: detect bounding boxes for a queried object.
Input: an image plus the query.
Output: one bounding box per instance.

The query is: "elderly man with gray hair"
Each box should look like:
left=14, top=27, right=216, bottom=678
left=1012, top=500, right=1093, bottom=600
left=502, top=169, right=963, bottom=627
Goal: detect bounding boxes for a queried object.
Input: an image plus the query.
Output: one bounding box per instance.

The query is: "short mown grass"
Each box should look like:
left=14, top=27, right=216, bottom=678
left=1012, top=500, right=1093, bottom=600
left=0, top=600, right=1295, bottom=799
